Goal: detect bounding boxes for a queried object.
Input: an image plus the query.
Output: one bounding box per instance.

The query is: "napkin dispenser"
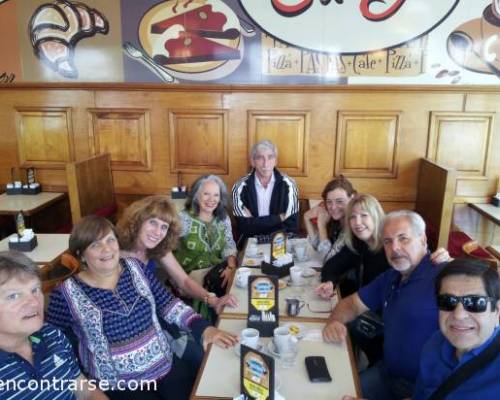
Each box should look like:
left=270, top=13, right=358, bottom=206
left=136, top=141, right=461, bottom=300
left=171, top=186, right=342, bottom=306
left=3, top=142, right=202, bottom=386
left=171, top=186, right=188, bottom=199
left=8, top=230, right=38, bottom=252
left=6, top=181, right=23, bottom=195
left=492, top=193, right=500, bottom=207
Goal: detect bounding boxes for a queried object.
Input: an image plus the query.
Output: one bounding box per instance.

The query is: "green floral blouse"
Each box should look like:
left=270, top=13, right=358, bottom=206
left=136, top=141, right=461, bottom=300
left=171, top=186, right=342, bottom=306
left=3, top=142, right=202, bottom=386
left=174, top=210, right=237, bottom=274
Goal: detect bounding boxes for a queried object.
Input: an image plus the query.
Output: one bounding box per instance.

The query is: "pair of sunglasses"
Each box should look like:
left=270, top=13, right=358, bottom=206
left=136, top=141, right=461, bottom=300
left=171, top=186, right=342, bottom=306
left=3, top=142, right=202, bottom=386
left=437, top=294, right=496, bottom=313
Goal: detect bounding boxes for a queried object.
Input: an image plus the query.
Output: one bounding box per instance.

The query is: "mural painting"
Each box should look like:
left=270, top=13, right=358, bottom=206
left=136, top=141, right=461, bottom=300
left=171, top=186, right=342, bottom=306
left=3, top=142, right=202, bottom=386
left=0, top=0, right=499, bottom=85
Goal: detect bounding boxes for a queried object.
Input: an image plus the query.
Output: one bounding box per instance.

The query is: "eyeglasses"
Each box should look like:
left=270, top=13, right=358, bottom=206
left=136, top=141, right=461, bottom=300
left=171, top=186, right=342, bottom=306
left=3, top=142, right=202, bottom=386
left=437, top=294, right=496, bottom=313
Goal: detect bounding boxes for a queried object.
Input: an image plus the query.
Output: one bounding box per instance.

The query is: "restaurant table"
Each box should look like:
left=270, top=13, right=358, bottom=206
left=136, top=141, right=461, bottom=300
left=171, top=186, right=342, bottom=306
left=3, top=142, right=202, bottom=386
left=0, top=192, right=65, bottom=216
left=0, top=233, right=69, bottom=265
left=191, top=318, right=360, bottom=400
left=468, top=203, right=500, bottom=226
left=224, top=238, right=336, bottom=321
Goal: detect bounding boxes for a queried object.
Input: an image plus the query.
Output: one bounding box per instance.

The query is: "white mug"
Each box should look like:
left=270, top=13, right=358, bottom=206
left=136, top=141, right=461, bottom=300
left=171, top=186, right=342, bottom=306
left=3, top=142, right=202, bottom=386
left=235, top=267, right=251, bottom=288
left=289, top=266, right=303, bottom=286
left=241, top=328, right=260, bottom=349
left=273, top=326, right=291, bottom=353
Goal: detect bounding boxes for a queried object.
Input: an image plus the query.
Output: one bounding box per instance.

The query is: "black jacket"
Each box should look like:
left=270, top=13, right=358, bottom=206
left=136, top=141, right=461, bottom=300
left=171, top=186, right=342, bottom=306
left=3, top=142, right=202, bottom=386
left=321, top=238, right=389, bottom=296
left=232, top=168, right=299, bottom=243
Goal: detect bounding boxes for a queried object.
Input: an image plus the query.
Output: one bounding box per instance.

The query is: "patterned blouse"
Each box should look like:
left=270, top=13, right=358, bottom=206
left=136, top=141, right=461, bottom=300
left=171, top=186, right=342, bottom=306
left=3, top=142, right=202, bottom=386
left=308, top=226, right=346, bottom=263
left=174, top=210, right=237, bottom=274
left=46, top=257, right=209, bottom=388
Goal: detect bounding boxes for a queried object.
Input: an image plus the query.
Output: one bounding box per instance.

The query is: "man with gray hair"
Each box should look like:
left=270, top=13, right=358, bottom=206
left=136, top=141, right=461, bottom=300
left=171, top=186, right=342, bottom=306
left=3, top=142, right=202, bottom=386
left=232, top=139, right=299, bottom=246
left=324, top=210, right=446, bottom=400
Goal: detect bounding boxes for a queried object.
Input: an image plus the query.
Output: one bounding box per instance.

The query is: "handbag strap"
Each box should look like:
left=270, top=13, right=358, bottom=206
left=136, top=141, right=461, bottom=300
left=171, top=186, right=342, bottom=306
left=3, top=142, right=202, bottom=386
left=428, top=332, right=500, bottom=400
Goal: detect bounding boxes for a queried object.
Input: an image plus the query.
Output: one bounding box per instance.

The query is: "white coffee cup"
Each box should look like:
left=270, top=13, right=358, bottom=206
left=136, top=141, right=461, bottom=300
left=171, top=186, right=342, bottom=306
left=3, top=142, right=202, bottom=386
left=241, top=328, right=260, bottom=349
left=289, top=266, right=303, bottom=286
left=294, top=242, right=307, bottom=261
left=273, top=326, right=291, bottom=354
left=236, top=267, right=251, bottom=288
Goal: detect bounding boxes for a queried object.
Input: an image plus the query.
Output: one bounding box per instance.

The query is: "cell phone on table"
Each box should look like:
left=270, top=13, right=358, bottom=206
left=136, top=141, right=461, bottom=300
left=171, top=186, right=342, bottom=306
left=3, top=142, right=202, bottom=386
left=305, top=356, right=332, bottom=382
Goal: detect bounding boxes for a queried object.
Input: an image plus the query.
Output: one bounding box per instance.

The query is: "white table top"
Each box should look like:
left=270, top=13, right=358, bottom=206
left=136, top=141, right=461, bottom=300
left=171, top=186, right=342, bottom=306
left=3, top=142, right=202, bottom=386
left=224, top=239, right=336, bottom=320
left=468, top=203, right=500, bottom=225
left=0, top=192, right=65, bottom=216
left=0, top=233, right=69, bottom=265
left=193, top=318, right=359, bottom=400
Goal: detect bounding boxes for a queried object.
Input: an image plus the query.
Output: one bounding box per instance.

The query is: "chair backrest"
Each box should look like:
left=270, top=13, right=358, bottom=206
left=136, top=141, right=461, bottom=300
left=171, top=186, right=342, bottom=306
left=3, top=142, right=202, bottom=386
left=462, top=241, right=499, bottom=269
left=415, top=158, right=457, bottom=251
left=66, top=153, right=115, bottom=224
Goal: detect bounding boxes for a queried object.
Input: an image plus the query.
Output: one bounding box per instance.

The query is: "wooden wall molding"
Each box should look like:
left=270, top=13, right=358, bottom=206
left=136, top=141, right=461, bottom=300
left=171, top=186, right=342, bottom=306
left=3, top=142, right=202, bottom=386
left=88, top=108, right=152, bottom=171
left=14, top=107, right=74, bottom=169
left=335, top=110, right=401, bottom=178
left=248, top=110, right=310, bottom=177
left=169, top=109, right=229, bottom=174
left=428, top=111, right=495, bottom=178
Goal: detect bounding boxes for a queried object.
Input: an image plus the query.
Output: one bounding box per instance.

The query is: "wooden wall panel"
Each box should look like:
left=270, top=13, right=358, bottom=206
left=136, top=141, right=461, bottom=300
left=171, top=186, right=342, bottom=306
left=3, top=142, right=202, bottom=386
left=88, top=109, right=151, bottom=171
left=248, top=110, right=310, bottom=176
left=169, top=109, right=228, bottom=174
left=428, top=112, right=494, bottom=177
left=0, top=86, right=498, bottom=217
left=336, top=111, right=400, bottom=178
left=15, top=107, right=73, bottom=169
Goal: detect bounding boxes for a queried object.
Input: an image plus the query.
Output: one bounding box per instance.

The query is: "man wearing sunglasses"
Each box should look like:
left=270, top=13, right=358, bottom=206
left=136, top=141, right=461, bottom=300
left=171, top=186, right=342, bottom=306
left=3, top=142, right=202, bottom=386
left=324, top=210, right=447, bottom=400
left=413, top=258, right=500, bottom=400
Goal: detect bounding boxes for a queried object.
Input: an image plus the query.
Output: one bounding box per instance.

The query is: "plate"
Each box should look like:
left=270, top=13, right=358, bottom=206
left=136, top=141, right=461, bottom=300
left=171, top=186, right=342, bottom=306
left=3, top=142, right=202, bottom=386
left=284, top=323, right=306, bottom=339
left=235, top=342, right=263, bottom=357
left=278, top=279, right=288, bottom=290
left=301, top=267, right=316, bottom=278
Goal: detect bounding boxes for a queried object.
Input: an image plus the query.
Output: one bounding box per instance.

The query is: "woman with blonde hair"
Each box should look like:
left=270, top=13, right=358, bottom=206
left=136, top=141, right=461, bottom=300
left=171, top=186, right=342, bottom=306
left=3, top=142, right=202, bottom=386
left=117, top=195, right=237, bottom=318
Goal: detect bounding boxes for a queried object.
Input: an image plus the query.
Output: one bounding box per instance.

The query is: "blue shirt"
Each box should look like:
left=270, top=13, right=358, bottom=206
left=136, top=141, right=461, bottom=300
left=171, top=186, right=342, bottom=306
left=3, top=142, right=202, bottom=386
left=0, top=324, right=80, bottom=400
left=413, top=328, right=500, bottom=400
left=358, top=254, right=443, bottom=381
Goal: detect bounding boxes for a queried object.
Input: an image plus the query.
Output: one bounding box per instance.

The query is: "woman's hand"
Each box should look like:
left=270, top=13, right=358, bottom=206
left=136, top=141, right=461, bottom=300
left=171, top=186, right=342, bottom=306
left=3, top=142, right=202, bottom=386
left=202, top=326, right=238, bottom=350
left=430, top=247, right=452, bottom=264
left=220, top=265, right=235, bottom=288
left=315, top=281, right=335, bottom=299
left=304, top=205, right=321, bottom=220
left=316, top=206, right=331, bottom=228
left=208, top=293, right=239, bottom=313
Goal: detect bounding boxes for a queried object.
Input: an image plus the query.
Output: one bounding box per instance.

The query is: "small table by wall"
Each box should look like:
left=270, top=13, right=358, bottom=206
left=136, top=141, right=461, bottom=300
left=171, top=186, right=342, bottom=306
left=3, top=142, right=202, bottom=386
left=468, top=203, right=500, bottom=246
left=0, top=192, right=65, bottom=216
left=0, top=234, right=70, bottom=265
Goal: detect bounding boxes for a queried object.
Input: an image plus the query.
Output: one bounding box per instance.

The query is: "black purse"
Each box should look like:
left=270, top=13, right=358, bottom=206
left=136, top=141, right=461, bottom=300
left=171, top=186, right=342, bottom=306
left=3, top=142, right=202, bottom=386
left=202, top=260, right=228, bottom=298
left=353, top=310, right=384, bottom=339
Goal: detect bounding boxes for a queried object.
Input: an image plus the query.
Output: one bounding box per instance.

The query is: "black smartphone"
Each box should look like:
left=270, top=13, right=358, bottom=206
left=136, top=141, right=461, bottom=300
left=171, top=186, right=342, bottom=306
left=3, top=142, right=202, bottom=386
left=305, top=356, right=332, bottom=382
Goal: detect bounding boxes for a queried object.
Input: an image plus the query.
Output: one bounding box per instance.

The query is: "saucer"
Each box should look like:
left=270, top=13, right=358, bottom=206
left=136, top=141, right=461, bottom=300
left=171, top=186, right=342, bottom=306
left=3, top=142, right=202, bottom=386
left=283, top=322, right=306, bottom=339
left=235, top=342, right=263, bottom=357
left=301, top=267, right=316, bottom=278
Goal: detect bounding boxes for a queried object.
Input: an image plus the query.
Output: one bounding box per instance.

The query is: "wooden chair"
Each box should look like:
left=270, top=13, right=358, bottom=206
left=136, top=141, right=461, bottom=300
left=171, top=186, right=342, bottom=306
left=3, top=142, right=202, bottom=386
left=462, top=241, right=499, bottom=269
left=41, top=253, right=80, bottom=293
left=66, top=153, right=117, bottom=225
left=415, top=158, right=457, bottom=252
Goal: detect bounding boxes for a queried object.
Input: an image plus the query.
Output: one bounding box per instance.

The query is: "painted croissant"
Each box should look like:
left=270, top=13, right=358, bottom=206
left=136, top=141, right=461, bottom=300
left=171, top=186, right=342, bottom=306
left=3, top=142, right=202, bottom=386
left=29, top=0, right=108, bottom=78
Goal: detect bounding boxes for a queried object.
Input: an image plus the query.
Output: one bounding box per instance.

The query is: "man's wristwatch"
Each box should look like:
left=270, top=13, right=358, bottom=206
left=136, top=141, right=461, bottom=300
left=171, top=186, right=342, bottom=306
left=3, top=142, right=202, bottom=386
left=204, top=292, right=217, bottom=305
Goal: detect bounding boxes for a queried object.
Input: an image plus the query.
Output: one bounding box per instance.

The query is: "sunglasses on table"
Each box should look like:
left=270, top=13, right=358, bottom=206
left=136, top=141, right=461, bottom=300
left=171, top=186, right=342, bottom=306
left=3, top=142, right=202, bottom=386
left=437, top=294, right=496, bottom=313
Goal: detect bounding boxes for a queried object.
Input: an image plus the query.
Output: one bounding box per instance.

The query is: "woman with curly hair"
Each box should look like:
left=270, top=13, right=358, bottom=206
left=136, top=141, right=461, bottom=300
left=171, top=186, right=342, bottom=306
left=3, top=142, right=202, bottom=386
left=117, top=195, right=238, bottom=318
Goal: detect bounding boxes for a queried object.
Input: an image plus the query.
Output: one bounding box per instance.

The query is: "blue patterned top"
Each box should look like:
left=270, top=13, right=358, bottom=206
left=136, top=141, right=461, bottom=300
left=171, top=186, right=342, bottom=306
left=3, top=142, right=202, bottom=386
left=46, top=257, right=209, bottom=388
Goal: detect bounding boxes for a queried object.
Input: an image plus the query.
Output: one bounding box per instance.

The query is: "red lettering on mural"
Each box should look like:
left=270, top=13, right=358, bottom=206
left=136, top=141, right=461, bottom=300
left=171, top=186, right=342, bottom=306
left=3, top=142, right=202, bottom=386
left=271, top=0, right=406, bottom=21
left=271, top=0, right=313, bottom=16
left=360, top=0, right=406, bottom=21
